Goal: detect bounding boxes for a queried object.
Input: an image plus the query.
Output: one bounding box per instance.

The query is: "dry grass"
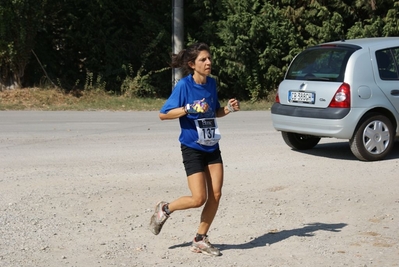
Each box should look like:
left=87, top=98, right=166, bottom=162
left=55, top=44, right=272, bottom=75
left=0, top=88, right=273, bottom=111
left=0, top=88, right=165, bottom=111
left=0, top=88, right=80, bottom=110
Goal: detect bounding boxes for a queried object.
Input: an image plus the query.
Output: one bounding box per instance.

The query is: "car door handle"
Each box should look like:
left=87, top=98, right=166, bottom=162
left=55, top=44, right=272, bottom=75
left=391, top=90, right=399, bottom=96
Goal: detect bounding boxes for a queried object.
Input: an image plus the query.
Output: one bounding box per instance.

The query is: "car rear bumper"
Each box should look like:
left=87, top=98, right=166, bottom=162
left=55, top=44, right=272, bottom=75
left=271, top=103, right=350, bottom=119
left=271, top=103, right=356, bottom=138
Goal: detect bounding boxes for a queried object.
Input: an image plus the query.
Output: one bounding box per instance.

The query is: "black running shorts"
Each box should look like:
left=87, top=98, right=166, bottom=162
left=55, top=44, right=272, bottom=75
left=181, top=144, right=223, bottom=176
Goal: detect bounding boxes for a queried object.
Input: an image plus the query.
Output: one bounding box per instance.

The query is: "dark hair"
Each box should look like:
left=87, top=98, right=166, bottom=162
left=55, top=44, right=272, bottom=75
left=171, top=43, right=210, bottom=76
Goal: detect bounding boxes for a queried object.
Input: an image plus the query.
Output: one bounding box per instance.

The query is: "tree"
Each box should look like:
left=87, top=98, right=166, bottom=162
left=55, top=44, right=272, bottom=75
left=208, top=0, right=297, bottom=100
left=2, top=0, right=399, bottom=101
left=383, top=2, right=399, bottom=36
left=29, top=0, right=172, bottom=94
left=0, top=0, right=46, bottom=89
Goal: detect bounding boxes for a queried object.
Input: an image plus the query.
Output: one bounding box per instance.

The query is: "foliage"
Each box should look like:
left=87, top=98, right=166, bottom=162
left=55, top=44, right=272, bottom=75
left=0, top=0, right=46, bottom=89
left=0, top=88, right=273, bottom=111
left=210, top=0, right=297, bottom=100
left=20, top=0, right=171, bottom=93
left=1, top=0, right=399, bottom=100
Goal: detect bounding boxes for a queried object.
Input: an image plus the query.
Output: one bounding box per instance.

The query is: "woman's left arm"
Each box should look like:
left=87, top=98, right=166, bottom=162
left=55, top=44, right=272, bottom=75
left=216, top=98, right=240, bottom=118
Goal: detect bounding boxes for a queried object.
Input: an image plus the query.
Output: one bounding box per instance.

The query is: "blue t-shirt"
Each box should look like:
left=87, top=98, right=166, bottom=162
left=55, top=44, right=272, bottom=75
left=160, top=74, right=221, bottom=152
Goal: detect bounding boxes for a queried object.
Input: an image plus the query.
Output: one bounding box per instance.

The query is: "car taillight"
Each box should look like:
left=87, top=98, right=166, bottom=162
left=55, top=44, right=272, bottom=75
left=275, top=91, right=280, bottom=103
left=328, top=83, right=350, bottom=108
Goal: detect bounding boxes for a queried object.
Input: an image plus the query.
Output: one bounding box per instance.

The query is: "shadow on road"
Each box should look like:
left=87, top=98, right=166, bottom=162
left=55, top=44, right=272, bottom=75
left=291, top=140, right=399, bottom=161
left=168, top=222, right=347, bottom=251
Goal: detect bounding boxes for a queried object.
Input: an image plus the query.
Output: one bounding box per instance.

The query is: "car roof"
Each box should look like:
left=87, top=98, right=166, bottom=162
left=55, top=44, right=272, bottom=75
left=323, top=37, right=399, bottom=49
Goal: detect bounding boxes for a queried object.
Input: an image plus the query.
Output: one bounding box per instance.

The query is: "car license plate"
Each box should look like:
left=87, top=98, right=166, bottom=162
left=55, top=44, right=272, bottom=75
left=288, top=91, right=315, bottom=104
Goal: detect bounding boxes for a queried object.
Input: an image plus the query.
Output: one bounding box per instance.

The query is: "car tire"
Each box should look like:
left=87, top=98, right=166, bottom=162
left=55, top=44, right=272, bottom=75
left=281, top=132, right=321, bottom=150
left=349, top=114, right=394, bottom=161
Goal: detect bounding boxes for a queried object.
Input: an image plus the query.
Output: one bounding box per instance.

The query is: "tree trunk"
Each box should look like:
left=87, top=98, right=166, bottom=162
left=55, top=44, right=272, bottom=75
left=0, top=65, right=23, bottom=90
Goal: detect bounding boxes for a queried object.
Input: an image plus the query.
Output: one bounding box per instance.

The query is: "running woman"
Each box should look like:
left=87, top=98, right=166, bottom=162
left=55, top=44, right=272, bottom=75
left=149, top=42, right=240, bottom=256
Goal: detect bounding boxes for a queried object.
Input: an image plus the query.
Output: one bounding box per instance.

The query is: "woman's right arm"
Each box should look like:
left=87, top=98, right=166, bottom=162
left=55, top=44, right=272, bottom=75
left=159, top=107, right=187, bottom=120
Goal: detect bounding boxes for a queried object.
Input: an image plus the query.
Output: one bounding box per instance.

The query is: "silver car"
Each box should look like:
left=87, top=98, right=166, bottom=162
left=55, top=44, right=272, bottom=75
left=271, top=37, right=399, bottom=161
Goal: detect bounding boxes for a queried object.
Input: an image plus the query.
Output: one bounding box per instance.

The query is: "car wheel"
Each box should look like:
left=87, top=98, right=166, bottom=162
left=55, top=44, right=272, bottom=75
left=281, top=132, right=321, bottom=150
left=349, top=114, right=394, bottom=161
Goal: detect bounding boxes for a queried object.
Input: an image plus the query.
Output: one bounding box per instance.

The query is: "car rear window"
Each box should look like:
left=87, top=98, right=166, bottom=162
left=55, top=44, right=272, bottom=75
left=286, top=46, right=356, bottom=82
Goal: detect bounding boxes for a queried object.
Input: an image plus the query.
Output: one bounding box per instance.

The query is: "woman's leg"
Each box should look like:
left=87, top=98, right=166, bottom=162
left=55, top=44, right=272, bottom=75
left=167, top=171, right=208, bottom=212
left=197, top=162, right=224, bottom=235
left=167, top=161, right=223, bottom=224
left=149, top=171, right=208, bottom=235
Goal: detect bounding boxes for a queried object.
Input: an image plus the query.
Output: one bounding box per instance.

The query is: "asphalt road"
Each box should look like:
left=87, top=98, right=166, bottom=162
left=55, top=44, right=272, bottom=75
left=1, top=111, right=398, bottom=266
left=2, top=110, right=398, bottom=166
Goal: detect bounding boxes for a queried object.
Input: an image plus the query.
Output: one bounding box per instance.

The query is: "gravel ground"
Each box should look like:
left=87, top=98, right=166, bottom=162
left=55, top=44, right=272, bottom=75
left=0, top=111, right=398, bottom=267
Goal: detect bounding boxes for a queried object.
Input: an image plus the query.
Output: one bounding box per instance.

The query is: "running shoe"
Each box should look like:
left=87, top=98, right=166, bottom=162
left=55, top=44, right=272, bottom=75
left=149, top=201, right=169, bottom=235
left=190, top=236, right=221, bottom=256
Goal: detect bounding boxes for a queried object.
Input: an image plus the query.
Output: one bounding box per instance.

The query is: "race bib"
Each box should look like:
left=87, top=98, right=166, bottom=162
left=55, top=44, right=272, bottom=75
left=194, top=118, right=221, bottom=146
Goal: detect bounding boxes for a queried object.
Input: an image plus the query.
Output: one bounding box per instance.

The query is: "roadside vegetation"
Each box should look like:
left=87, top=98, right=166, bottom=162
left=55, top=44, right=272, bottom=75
left=0, top=88, right=274, bottom=111
left=1, top=1, right=398, bottom=103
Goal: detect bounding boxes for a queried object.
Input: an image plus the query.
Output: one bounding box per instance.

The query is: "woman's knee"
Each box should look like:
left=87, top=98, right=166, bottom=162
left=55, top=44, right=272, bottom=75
left=208, top=191, right=222, bottom=203
left=192, top=196, right=207, bottom=207
left=214, top=191, right=222, bottom=202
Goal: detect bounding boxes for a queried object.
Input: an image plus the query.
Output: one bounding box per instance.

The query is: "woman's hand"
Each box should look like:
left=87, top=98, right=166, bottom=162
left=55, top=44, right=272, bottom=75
left=187, top=98, right=209, bottom=113
left=227, top=98, right=240, bottom=112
